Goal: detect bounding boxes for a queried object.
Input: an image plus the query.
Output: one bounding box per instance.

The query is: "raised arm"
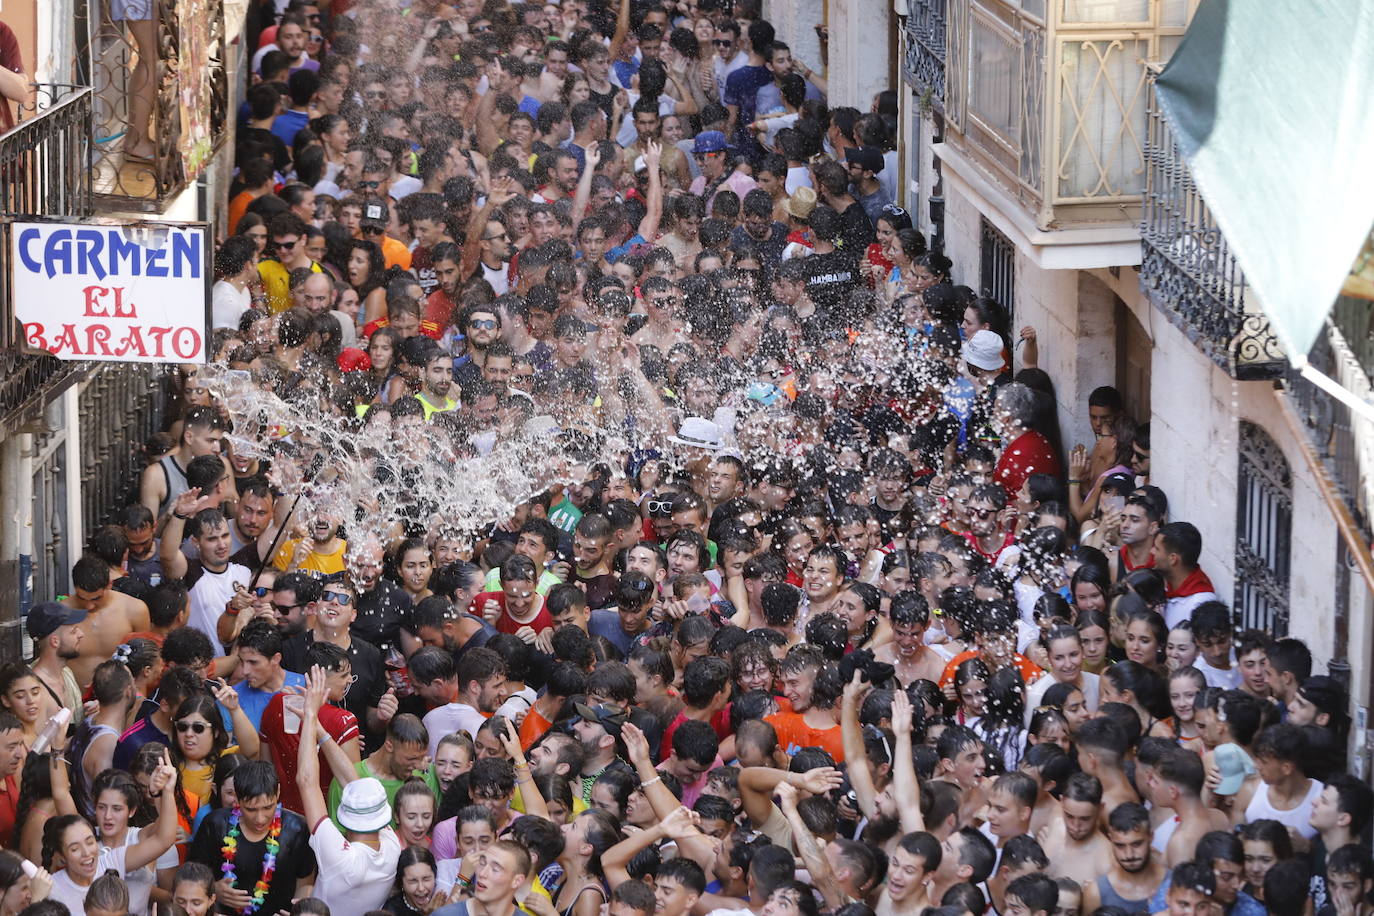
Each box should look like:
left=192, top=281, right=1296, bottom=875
left=602, top=806, right=696, bottom=888
left=210, top=678, right=261, bottom=759
left=126, top=749, right=181, bottom=871
left=570, top=143, right=604, bottom=228
left=500, top=720, right=549, bottom=820
left=607, top=0, right=633, bottom=65
left=635, top=141, right=664, bottom=242
left=738, top=765, right=844, bottom=829
left=840, top=673, right=879, bottom=820
left=776, top=782, right=846, bottom=909
left=621, top=723, right=715, bottom=872
left=298, top=667, right=336, bottom=827
left=159, top=488, right=215, bottom=580
left=889, top=688, right=925, bottom=834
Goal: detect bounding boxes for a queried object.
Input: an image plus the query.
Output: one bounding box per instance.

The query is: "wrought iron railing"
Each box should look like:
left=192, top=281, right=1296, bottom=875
left=81, top=0, right=228, bottom=210
left=1139, top=74, right=1285, bottom=380
left=1284, top=320, right=1374, bottom=539
left=1, top=85, right=93, bottom=222
left=902, top=0, right=948, bottom=108
left=78, top=363, right=171, bottom=538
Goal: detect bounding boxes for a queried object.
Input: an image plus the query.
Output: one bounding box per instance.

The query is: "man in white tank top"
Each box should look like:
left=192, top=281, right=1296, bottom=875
left=1235, top=723, right=1323, bottom=839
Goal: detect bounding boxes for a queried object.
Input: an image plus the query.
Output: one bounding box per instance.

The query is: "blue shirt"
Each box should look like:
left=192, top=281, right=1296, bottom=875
left=229, top=670, right=306, bottom=734
left=613, top=58, right=640, bottom=89
left=270, top=109, right=310, bottom=147
left=589, top=608, right=636, bottom=655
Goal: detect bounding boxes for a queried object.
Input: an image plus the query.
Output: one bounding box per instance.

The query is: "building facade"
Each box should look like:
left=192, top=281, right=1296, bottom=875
left=880, top=0, right=1374, bottom=776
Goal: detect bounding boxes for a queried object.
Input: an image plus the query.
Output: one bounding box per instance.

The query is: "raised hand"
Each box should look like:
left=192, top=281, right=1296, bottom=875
left=620, top=720, right=651, bottom=766
left=890, top=689, right=914, bottom=736
left=798, top=766, right=844, bottom=796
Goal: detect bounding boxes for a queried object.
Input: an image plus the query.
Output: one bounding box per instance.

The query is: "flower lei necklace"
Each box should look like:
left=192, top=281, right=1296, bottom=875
left=221, top=804, right=283, bottom=914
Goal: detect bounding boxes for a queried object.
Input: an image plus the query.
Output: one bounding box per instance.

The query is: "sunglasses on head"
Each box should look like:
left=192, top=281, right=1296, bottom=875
left=322, top=590, right=353, bottom=605
left=176, top=721, right=209, bottom=734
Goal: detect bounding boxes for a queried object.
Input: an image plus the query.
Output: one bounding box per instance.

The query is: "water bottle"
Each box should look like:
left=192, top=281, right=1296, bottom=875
left=31, top=707, right=71, bottom=755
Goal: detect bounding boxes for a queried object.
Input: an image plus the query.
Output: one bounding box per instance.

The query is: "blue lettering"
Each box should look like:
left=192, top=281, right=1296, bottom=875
left=75, top=230, right=107, bottom=280
left=43, top=231, right=73, bottom=279
left=17, top=228, right=41, bottom=274
left=171, top=231, right=201, bottom=279
left=109, top=233, right=142, bottom=276
left=145, top=246, right=167, bottom=277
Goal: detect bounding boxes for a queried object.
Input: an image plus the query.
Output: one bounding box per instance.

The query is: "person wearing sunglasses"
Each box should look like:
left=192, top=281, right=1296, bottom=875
left=170, top=687, right=259, bottom=809
left=258, top=211, right=321, bottom=314
left=279, top=579, right=393, bottom=746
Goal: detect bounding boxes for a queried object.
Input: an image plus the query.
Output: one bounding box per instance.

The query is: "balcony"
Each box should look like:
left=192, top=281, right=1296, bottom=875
left=938, top=0, right=1193, bottom=232
left=64, top=0, right=230, bottom=211
left=1138, top=72, right=1285, bottom=380
left=901, top=0, right=948, bottom=110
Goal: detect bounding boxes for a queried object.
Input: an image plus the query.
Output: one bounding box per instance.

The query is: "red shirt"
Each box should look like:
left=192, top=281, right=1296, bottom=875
left=994, top=429, right=1062, bottom=501
left=659, top=708, right=732, bottom=761
left=0, top=773, right=16, bottom=848
left=424, top=288, right=458, bottom=327
left=938, top=650, right=1043, bottom=690
left=361, top=316, right=442, bottom=340
left=469, top=590, right=555, bottom=636
left=259, top=693, right=360, bottom=815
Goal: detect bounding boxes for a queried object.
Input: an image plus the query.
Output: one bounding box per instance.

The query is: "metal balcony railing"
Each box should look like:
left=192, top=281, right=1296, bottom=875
left=1, top=85, right=93, bottom=221
left=1139, top=74, right=1285, bottom=380
left=1284, top=308, right=1374, bottom=540
left=902, top=0, right=948, bottom=109
left=82, top=0, right=229, bottom=210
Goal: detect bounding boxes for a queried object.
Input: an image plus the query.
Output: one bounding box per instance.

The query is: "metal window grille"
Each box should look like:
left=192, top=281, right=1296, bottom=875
left=1234, top=421, right=1293, bottom=634
left=979, top=216, right=1015, bottom=322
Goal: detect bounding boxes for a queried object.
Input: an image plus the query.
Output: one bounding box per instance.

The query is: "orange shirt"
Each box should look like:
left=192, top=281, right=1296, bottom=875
left=379, top=235, right=412, bottom=271
left=937, top=650, right=1043, bottom=690
left=519, top=707, right=553, bottom=751
left=763, top=711, right=845, bottom=763
left=227, top=191, right=256, bottom=237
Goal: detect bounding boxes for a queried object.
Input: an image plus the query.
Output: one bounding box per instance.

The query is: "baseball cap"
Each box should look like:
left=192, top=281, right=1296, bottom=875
left=26, top=602, right=87, bottom=640
left=1212, top=743, right=1256, bottom=795
left=573, top=702, right=628, bottom=738
left=1297, top=676, right=1349, bottom=722
left=359, top=197, right=390, bottom=227
left=844, top=146, right=885, bottom=174
left=337, top=777, right=392, bottom=831
left=337, top=347, right=372, bottom=373
left=962, top=329, right=1005, bottom=372
left=692, top=130, right=730, bottom=155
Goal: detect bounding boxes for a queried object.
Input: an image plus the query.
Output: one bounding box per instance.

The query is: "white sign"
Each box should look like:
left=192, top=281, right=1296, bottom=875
left=10, top=220, right=209, bottom=363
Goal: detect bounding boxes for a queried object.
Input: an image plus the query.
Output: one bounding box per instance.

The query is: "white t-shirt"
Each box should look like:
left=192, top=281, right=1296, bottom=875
left=1195, top=653, right=1243, bottom=689
left=212, top=280, right=251, bottom=330
left=309, top=819, right=403, bottom=916
left=785, top=165, right=814, bottom=195
left=186, top=560, right=252, bottom=656
left=1023, top=671, right=1100, bottom=725
left=422, top=702, right=487, bottom=755
left=389, top=174, right=423, bottom=201
left=110, top=826, right=180, bottom=916
left=495, top=686, right=537, bottom=721
left=49, top=846, right=128, bottom=915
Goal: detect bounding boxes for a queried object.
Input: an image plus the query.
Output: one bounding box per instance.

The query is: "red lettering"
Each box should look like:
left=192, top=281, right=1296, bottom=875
left=23, top=323, right=48, bottom=351
left=171, top=326, right=201, bottom=360
left=112, top=287, right=137, bottom=318
left=53, top=324, right=81, bottom=355
left=83, top=285, right=110, bottom=317
left=85, top=323, right=113, bottom=356
left=146, top=326, right=171, bottom=357
left=114, top=325, right=148, bottom=358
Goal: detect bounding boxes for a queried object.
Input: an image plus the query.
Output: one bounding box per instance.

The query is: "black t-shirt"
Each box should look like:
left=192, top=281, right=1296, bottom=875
left=281, top=632, right=387, bottom=748
left=190, top=806, right=316, bottom=915
left=352, top=579, right=413, bottom=657
left=836, top=200, right=876, bottom=258
left=804, top=249, right=859, bottom=316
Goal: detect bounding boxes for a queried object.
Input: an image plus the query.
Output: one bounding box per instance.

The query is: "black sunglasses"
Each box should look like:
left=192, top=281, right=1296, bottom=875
left=176, top=721, right=210, bottom=734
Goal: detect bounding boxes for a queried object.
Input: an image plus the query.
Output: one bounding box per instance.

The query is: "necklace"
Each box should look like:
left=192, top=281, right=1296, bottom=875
left=222, top=804, right=283, bottom=914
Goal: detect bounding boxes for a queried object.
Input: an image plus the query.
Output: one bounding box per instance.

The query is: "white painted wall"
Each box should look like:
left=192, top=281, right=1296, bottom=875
left=820, top=0, right=892, bottom=109
left=765, top=0, right=825, bottom=79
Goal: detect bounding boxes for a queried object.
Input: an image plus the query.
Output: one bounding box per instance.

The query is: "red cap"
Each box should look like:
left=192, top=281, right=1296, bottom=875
left=337, top=347, right=372, bottom=372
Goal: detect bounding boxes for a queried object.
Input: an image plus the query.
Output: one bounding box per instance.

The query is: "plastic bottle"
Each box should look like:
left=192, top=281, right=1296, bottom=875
left=30, top=707, right=71, bottom=755
left=385, top=647, right=413, bottom=697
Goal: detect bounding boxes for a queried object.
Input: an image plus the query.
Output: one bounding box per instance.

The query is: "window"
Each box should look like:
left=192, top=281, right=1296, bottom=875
left=979, top=216, right=1015, bottom=322
left=1234, top=421, right=1292, bottom=634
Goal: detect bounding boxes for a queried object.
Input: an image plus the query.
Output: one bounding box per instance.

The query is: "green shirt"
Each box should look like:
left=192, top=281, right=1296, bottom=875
left=483, top=566, right=563, bottom=595
left=548, top=498, right=582, bottom=533
left=326, top=758, right=441, bottom=828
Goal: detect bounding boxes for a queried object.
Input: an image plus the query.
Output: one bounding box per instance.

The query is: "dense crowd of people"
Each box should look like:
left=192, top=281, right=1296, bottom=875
left=0, top=1, right=1365, bottom=916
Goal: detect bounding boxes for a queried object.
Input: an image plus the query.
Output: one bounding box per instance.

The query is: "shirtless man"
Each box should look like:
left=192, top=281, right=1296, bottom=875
left=1150, top=746, right=1230, bottom=866
left=63, top=555, right=151, bottom=687
left=874, top=592, right=947, bottom=687
left=1037, top=772, right=1113, bottom=886
left=138, top=405, right=228, bottom=522
left=630, top=276, right=690, bottom=352
left=876, top=831, right=941, bottom=916
left=1077, top=718, right=1140, bottom=822
left=1081, top=803, right=1168, bottom=916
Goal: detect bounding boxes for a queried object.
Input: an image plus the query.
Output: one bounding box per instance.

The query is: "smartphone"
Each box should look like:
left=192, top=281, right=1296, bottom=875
left=1102, top=493, right=1126, bottom=514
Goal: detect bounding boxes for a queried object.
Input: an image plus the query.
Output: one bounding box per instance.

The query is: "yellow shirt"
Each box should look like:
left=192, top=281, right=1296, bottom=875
left=271, top=537, right=348, bottom=578
left=258, top=259, right=322, bottom=314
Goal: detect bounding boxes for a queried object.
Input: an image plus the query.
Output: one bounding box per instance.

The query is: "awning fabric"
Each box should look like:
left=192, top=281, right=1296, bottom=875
left=1154, top=0, right=1374, bottom=361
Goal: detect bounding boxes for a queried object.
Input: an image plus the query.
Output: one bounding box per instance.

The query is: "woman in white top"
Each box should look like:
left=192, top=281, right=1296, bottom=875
left=89, top=770, right=181, bottom=915
left=212, top=237, right=260, bottom=330
left=1024, top=625, right=1101, bottom=725
left=43, top=746, right=180, bottom=916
